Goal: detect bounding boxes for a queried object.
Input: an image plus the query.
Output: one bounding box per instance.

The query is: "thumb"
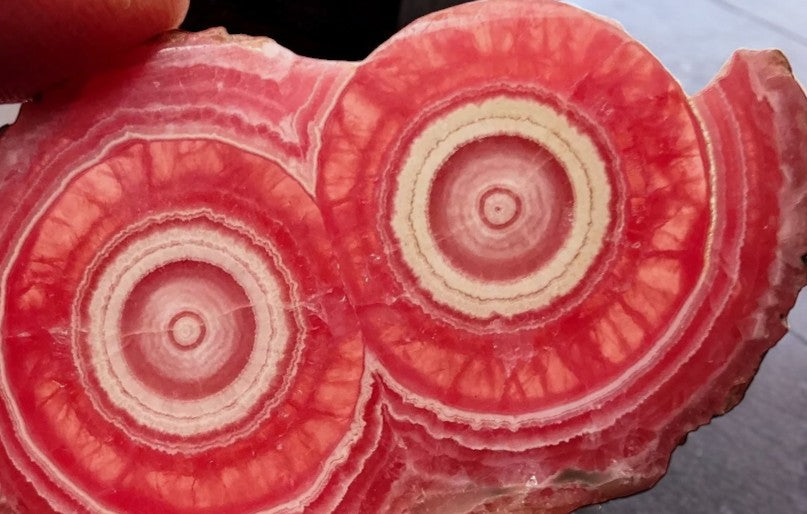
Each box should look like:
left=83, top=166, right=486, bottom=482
left=0, top=0, right=189, bottom=103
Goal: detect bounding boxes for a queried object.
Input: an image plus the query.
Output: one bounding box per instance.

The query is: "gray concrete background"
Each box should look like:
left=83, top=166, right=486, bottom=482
left=2, top=1, right=806, bottom=512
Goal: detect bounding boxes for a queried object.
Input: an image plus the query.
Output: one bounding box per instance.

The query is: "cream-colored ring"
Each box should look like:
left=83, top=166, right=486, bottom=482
left=77, top=222, right=294, bottom=437
left=391, top=96, right=611, bottom=318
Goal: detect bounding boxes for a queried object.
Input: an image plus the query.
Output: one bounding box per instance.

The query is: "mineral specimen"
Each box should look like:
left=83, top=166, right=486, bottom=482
left=0, top=1, right=804, bottom=512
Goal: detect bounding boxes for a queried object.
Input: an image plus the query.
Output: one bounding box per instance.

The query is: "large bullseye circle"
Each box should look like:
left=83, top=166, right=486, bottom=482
left=74, top=216, right=299, bottom=439
left=0, top=135, right=366, bottom=512
left=390, top=95, right=612, bottom=319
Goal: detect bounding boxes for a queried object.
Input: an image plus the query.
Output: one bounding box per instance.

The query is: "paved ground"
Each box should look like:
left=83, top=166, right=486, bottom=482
left=2, top=2, right=806, bottom=512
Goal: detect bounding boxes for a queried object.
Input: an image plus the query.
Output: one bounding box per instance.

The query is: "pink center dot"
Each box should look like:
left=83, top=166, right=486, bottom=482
left=427, top=135, right=574, bottom=281
left=168, top=311, right=206, bottom=349
left=479, top=187, right=522, bottom=228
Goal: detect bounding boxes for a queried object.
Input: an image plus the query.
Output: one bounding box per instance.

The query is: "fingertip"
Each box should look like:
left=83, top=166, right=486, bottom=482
left=0, top=0, right=191, bottom=103
left=167, top=0, right=192, bottom=29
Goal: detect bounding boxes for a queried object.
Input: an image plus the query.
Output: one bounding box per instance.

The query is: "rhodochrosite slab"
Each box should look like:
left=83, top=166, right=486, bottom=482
left=0, top=1, right=805, bottom=513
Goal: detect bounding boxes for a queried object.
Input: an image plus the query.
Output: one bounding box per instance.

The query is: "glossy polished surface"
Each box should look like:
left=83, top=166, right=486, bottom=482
left=0, top=1, right=805, bottom=512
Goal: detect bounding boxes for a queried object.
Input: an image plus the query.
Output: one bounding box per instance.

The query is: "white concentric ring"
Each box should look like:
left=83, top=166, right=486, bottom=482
left=75, top=219, right=295, bottom=438
left=391, top=96, right=611, bottom=318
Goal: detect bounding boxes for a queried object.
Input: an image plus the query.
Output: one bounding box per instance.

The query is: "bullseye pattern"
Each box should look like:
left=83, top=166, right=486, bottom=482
left=478, top=186, right=522, bottom=229
left=74, top=215, right=301, bottom=443
left=0, top=1, right=806, bottom=513
left=387, top=95, right=612, bottom=318
left=317, top=0, right=717, bottom=425
left=316, top=1, right=806, bottom=510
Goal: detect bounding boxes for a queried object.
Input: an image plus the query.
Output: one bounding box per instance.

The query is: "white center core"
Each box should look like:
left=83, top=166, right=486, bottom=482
left=481, top=189, right=519, bottom=227
left=171, top=313, right=204, bottom=347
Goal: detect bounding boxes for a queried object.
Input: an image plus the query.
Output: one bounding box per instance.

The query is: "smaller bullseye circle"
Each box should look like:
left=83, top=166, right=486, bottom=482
left=479, top=187, right=522, bottom=229
left=167, top=311, right=206, bottom=350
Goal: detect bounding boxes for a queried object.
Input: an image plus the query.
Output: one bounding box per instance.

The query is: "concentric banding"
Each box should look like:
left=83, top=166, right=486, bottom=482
left=75, top=217, right=299, bottom=438
left=2, top=2, right=802, bottom=511
left=120, top=262, right=254, bottom=395
left=478, top=186, right=523, bottom=230
left=0, top=134, right=365, bottom=513
left=390, top=96, right=611, bottom=318
left=318, top=0, right=712, bottom=426
left=167, top=311, right=206, bottom=350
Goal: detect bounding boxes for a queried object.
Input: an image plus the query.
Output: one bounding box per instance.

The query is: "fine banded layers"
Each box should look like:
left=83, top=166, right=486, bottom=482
left=0, top=1, right=805, bottom=512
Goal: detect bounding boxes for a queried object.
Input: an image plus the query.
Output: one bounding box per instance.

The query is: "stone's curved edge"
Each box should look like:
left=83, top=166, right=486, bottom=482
left=589, top=49, right=807, bottom=512
left=380, top=0, right=627, bottom=53
left=692, top=48, right=807, bottom=411
left=747, top=50, right=807, bottom=310
left=556, top=50, right=807, bottom=512
left=554, top=48, right=807, bottom=514
left=0, top=28, right=356, bottom=207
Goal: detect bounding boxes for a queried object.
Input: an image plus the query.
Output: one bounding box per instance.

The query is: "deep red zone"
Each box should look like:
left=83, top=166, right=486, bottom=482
left=428, top=135, right=574, bottom=280
left=120, top=260, right=255, bottom=399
